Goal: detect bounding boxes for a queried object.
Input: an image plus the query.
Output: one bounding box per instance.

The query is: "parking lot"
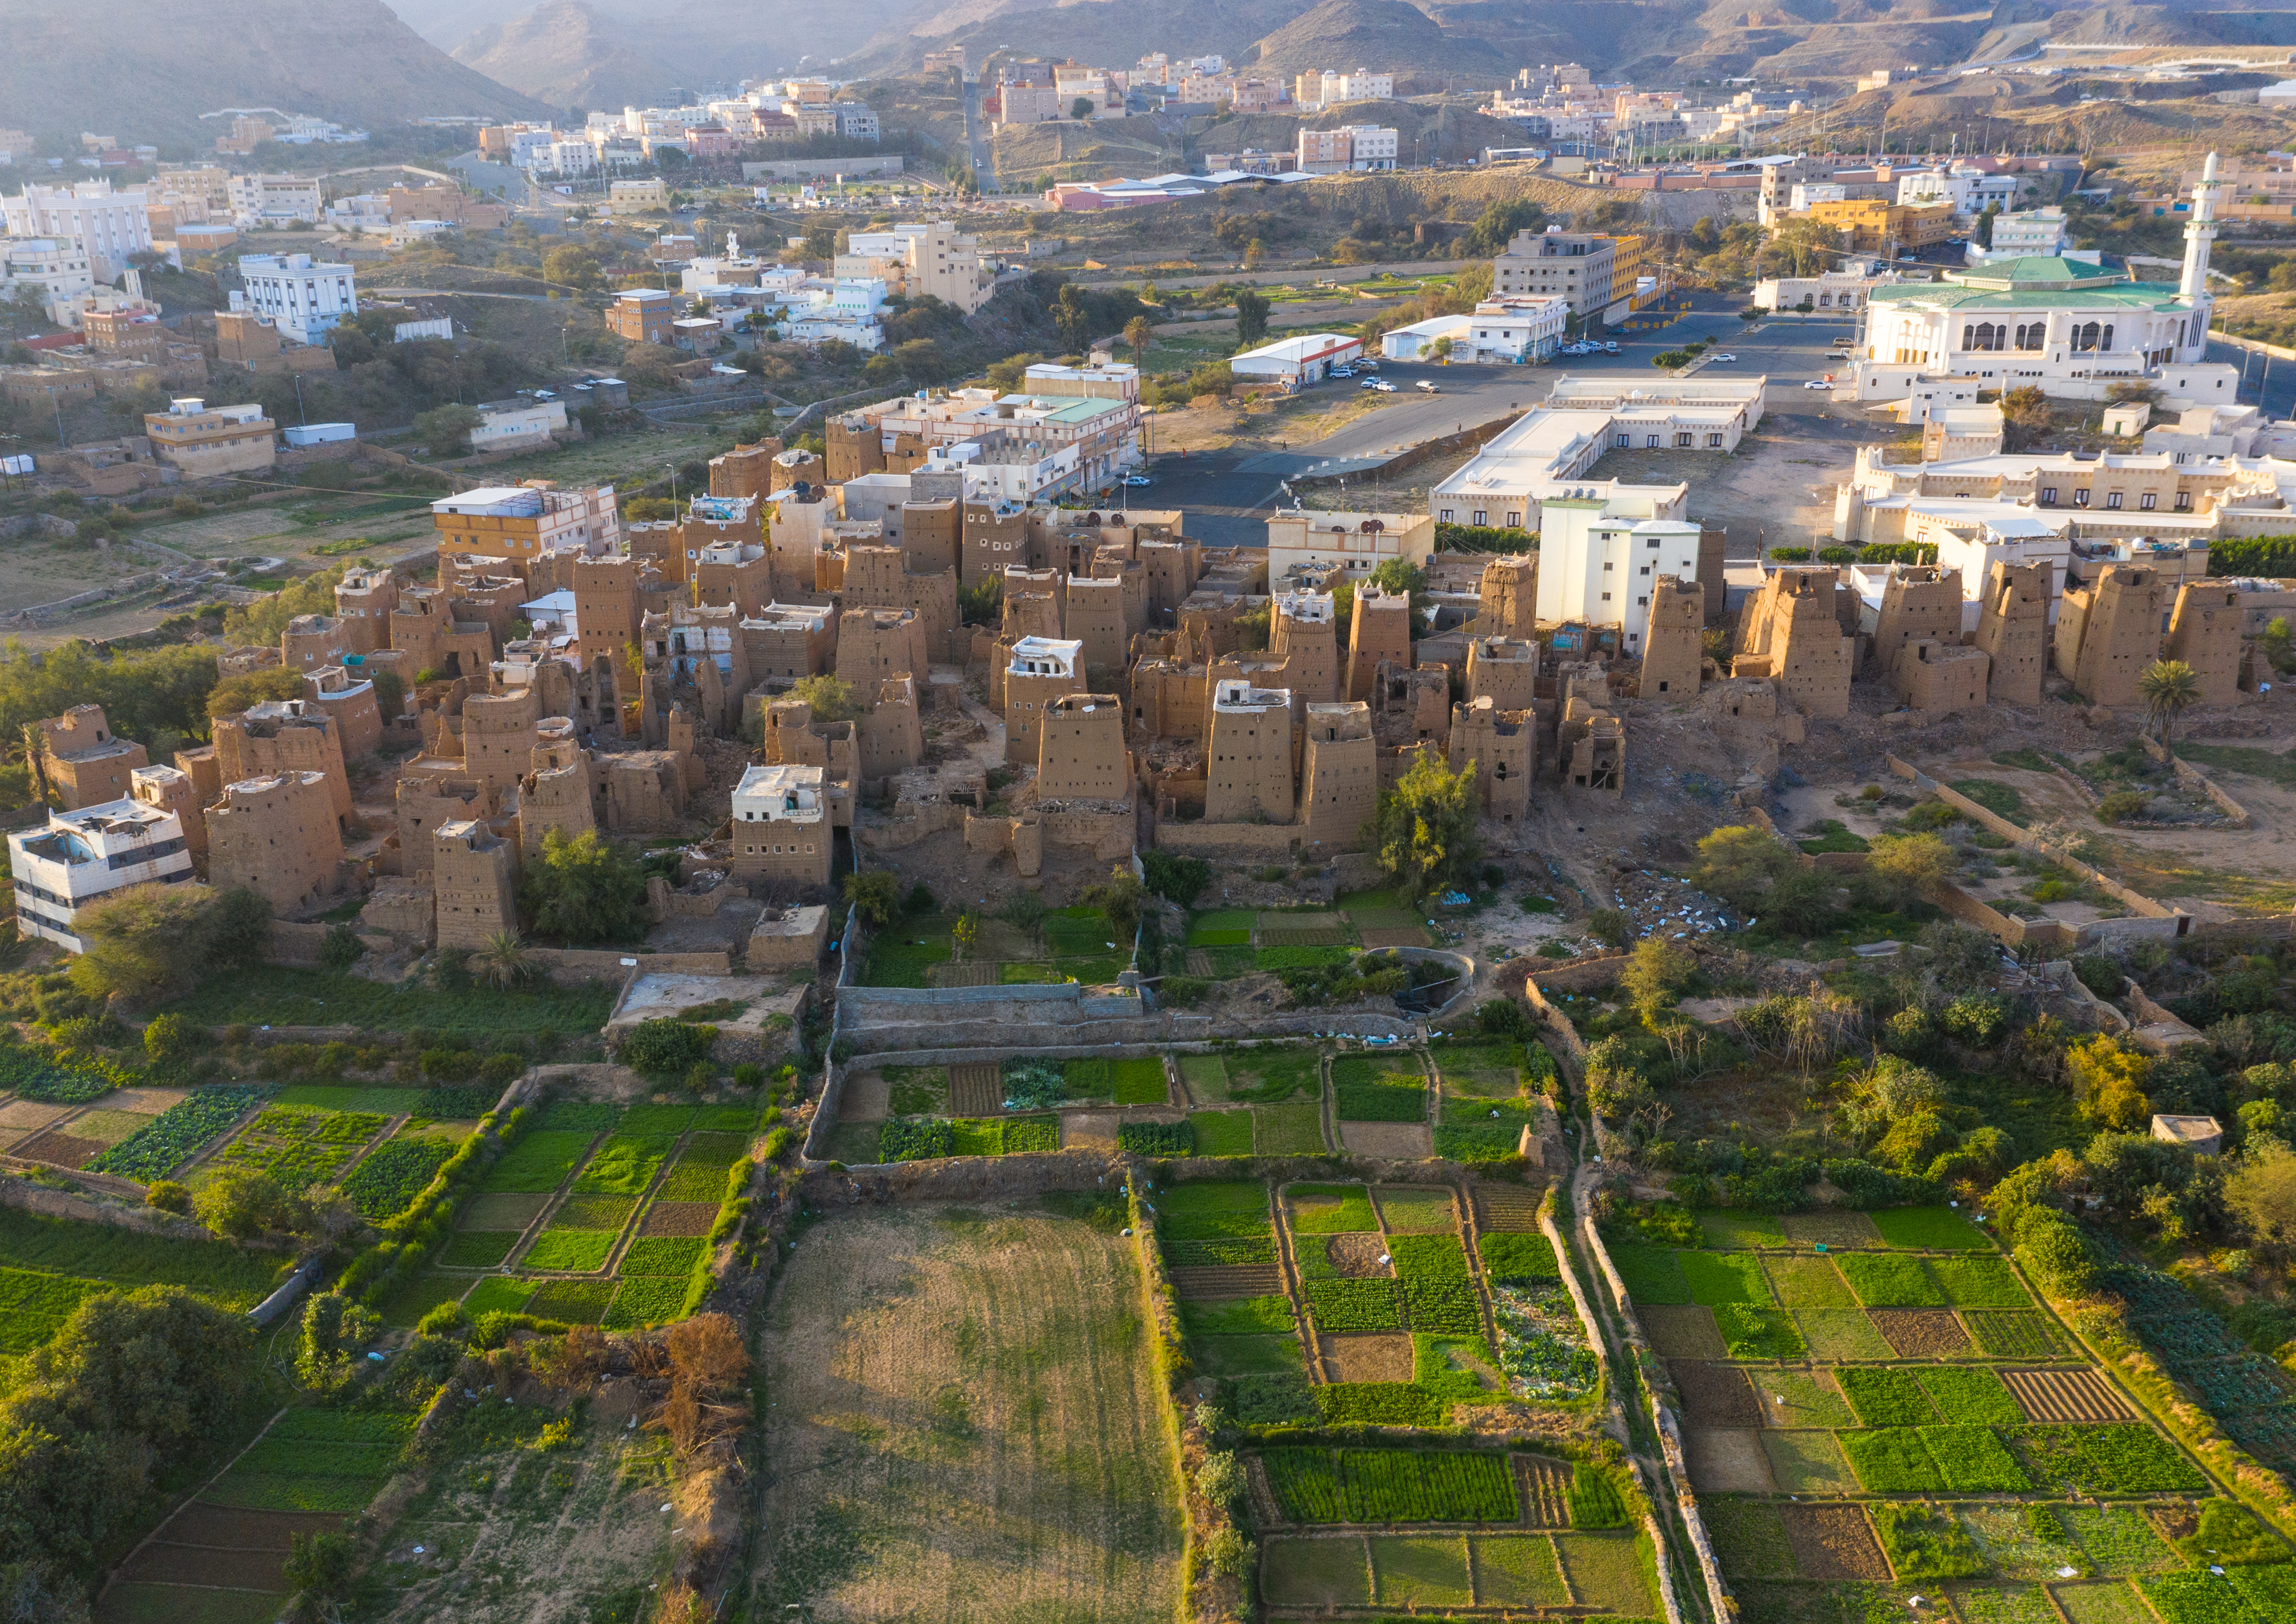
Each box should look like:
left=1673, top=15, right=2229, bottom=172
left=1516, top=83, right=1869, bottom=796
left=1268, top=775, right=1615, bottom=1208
left=1139, top=299, right=1864, bottom=548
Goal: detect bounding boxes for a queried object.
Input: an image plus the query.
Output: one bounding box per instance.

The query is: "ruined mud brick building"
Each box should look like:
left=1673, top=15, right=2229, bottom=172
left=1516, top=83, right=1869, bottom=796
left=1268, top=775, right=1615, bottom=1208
left=1972, top=561, right=2050, bottom=705
left=1732, top=566, right=1855, bottom=718
left=212, top=699, right=355, bottom=828
left=432, top=819, right=518, bottom=948
left=206, top=771, right=344, bottom=911
left=30, top=706, right=148, bottom=810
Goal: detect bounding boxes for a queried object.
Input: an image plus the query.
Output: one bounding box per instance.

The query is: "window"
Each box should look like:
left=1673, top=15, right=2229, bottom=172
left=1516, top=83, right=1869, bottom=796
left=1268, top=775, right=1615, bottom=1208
left=1644, top=435, right=1660, bottom=448
left=1707, top=434, right=1724, bottom=448
left=2175, top=490, right=2192, bottom=511
left=2074, top=488, right=2091, bottom=507
left=1600, top=592, right=1611, bottom=601
left=1675, top=433, right=1693, bottom=448
left=1616, top=433, right=1631, bottom=447
left=1603, top=561, right=1613, bottom=571
left=1471, top=510, right=1487, bottom=526
left=1639, top=564, right=1650, bottom=575
left=2041, top=487, right=2058, bottom=505
left=1506, top=512, right=1520, bottom=528
left=2105, top=491, right=2123, bottom=509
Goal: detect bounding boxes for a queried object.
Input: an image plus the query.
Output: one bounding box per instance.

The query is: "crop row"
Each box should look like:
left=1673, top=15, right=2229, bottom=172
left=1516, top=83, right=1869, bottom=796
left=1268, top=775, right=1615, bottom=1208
left=87, top=1087, right=263, bottom=1181
left=1263, top=1448, right=1518, bottom=1524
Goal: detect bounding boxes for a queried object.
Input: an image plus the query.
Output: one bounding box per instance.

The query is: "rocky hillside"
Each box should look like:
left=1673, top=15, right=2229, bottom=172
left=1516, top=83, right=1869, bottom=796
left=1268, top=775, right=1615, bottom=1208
left=452, top=0, right=684, bottom=110
left=2, top=0, right=548, bottom=145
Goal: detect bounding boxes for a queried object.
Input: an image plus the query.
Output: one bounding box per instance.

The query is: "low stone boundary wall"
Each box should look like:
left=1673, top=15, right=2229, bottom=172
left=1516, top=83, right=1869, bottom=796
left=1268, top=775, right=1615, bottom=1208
left=2136, top=736, right=2253, bottom=827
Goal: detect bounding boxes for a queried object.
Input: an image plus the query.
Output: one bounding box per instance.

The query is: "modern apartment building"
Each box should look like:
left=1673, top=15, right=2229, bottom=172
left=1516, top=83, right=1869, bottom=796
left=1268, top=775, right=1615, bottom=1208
left=143, top=398, right=276, bottom=477
left=235, top=252, right=357, bottom=345
left=8, top=798, right=195, bottom=951
left=2, top=180, right=150, bottom=281
left=835, top=221, right=995, bottom=314
left=430, top=483, right=620, bottom=567
left=606, top=288, right=676, bottom=344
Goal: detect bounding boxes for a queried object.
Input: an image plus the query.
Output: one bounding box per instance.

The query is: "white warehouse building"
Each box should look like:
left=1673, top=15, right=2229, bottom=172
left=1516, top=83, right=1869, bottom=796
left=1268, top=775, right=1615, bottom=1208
left=8, top=795, right=197, bottom=952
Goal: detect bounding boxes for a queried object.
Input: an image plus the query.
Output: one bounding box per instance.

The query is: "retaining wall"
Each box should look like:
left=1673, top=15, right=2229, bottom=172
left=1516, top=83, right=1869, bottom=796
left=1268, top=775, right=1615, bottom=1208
left=2136, top=735, right=2254, bottom=827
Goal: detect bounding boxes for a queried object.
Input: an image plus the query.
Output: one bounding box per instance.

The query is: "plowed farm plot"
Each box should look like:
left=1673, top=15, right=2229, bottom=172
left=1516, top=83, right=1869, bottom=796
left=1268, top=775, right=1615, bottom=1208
left=1781, top=1504, right=1890, bottom=1580
left=756, top=1201, right=1182, bottom=1624
left=2002, top=1368, right=2132, bottom=1423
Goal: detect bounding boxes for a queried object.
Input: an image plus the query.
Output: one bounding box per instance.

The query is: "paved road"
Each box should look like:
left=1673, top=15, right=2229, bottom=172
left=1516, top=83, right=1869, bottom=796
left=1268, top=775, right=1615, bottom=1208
left=961, top=76, right=991, bottom=182
left=1140, top=297, right=1857, bottom=546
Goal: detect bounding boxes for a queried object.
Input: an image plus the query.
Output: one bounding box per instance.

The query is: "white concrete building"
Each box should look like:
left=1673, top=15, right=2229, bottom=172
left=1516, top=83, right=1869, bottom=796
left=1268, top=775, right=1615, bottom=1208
left=1896, top=166, right=2026, bottom=217
left=471, top=397, right=569, bottom=453
left=9, top=796, right=196, bottom=951
left=1265, top=509, right=1436, bottom=582
left=0, top=237, right=95, bottom=325
left=1230, top=332, right=1361, bottom=384
left=235, top=252, right=357, bottom=346
left=1534, top=500, right=1705, bottom=652
left=730, top=762, right=828, bottom=855
left=1966, top=207, right=2074, bottom=264
left=1752, top=265, right=1916, bottom=312
left=2, top=180, right=151, bottom=282
left=1381, top=297, right=1567, bottom=363
left=224, top=173, right=322, bottom=228
left=1855, top=156, right=2228, bottom=404
left=1431, top=375, right=1764, bottom=531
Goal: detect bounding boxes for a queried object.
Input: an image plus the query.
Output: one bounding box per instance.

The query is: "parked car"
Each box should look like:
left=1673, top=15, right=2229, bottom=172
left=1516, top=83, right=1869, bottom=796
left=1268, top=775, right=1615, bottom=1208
left=1710, top=353, right=1737, bottom=362
left=1803, top=378, right=1832, bottom=390
left=1123, top=475, right=1153, bottom=486
left=1416, top=379, right=1441, bottom=393
left=1363, top=378, right=1396, bottom=392
left=1357, top=359, right=1380, bottom=371
left=1604, top=342, right=1620, bottom=353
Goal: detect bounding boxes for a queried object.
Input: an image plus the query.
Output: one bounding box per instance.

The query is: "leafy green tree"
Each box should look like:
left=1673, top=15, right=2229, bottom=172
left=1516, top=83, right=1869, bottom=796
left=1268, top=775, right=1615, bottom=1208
left=283, top=1530, right=355, bottom=1605
left=473, top=930, right=535, bottom=990
left=1619, top=937, right=1694, bottom=1025
left=414, top=403, right=480, bottom=456
left=844, top=869, right=901, bottom=927
left=1689, top=824, right=1792, bottom=911
left=0, top=1562, right=92, bottom=1624
left=193, top=1166, right=295, bottom=1239
left=1863, top=831, right=1952, bottom=912
left=1053, top=284, right=1092, bottom=352
left=1458, top=199, right=1547, bottom=257
left=1082, top=866, right=1146, bottom=937
left=1142, top=850, right=1211, bottom=907
left=0, top=639, right=223, bottom=765
left=542, top=245, right=602, bottom=288
left=2228, top=1142, right=2296, bottom=1260
left=294, top=1291, right=380, bottom=1393
left=520, top=828, right=646, bottom=944
left=0, top=1288, right=256, bottom=1568
left=2138, top=658, right=2201, bottom=751
left=141, top=1012, right=190, bottom=1062
left=70, top=882, right=271, bottom=1003
left=1233, top=289, right=1270, bottom=350
left=204, top=666, right=308, bottom=720
left=786, top=673, right=857, bottom=723
left=2067, top=1035, right=2153, bottom=1130
left=1373, top=754, right=1481, bottom=902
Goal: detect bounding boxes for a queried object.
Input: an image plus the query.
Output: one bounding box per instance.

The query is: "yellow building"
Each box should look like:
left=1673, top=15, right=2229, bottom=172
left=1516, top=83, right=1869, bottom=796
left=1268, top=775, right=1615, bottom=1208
left=1605, top=235, right=1646, bottom=307
left=1797, top=200, right=1955, bottom=258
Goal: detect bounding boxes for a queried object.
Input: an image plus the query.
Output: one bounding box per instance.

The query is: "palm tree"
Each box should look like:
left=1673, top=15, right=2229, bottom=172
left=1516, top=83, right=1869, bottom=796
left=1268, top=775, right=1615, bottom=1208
left=2138, top=659, right=2201, bottom=755
left=1123, top=315, right=1153, bottom=359
left=474, top=930, right=532, bottom=991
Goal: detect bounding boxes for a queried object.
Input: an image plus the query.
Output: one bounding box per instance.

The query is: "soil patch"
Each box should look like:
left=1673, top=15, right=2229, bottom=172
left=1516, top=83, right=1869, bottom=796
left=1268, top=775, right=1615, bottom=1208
left=1324, top=1233, right=1394, bottom=1277
left=949, top=1063, right=1002, bottom=1115
left=840, top=1070, right=892, bottom=1122
left=1170, top=1264, right=1283, bottom=1299
left=105, top=1087, right=190, bottom=1115
left=1643, top=1305, right=1727, bottom=1360
left=0, top=1100, right=68, bottom=1132
left=2002, top=1368, right=2131, bottom=1423
left=1781, top=1504, right=1890, bottom=1580
left=156, top=1506, right=348, bottom=1550
left=1684, top=1429, right=1774, bottom=1493
left=1063, top=1110, right=1124, bottom=1148
left=1870, top=1307, right=1971, bottom=1357
left=17, top=1131, right=101, bottom=1168
left=1669, top=1361, right=1763, bottom=1427
left=1519, top=1457, right=1572, bottom=1526
left=1338, top=1121, right=1431, bottom=1158
left=1781, top=1211, right=1885, bottom=1249
left=118, top=1541, right=289, bottom=1588
left=1357, top=926, right=1431, bottom=948
left=1321, top=1334, right=1416, bottom=1383
left=459, top=1192, right=551, bottom=1232
left=640, top=1201, right=718, bottom=1237
left=756, top=1204, right=1183, bottom=1622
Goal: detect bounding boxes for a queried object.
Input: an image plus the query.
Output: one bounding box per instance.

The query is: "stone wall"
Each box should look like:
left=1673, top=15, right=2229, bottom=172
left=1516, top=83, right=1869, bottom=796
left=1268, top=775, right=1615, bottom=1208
left=1151, top=820, right=1297, bottom=860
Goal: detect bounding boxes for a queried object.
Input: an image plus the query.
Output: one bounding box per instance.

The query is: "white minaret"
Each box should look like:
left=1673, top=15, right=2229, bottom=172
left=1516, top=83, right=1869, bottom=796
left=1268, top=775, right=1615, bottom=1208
left=2180, top=150, right=2221, bottom=302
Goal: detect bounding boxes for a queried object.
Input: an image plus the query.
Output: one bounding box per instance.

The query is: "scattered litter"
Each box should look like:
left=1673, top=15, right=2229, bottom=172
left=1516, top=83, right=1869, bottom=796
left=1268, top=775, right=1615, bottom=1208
left=2055, top=1566, right=2078, bottom=1579
left=660, top=1503, right=673, bottom=1513
left=412, top=1546, right=425, bottom=1555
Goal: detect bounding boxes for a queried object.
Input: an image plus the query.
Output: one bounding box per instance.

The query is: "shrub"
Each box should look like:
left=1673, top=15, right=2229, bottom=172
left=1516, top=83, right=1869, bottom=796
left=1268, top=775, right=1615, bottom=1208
left=617, top=1019, right=716, bottom=1081
left=145, top=1180, right=191, bottom=1213
left=320, top=925, right=364, bottom=970
left=142, top=1013, right=191, bottom=1062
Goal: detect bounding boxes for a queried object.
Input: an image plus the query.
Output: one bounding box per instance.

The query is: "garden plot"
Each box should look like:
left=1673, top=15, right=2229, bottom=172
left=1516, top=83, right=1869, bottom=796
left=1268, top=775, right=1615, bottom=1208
left=1333, top=1053, right=1431, bottom=1158
left=361, top=1390, right=677, bottom=1624
left=756, top=1199, right=1182, bottom=1623
left=390, top=1101, right=751, bottom=1333
left=1252, top=1447, right=1660, bottom=1618
left=853, top=1054, right=1173, bottom=1160
left=1170, top=1178, right=1587, bottom=1434
left=1614, top=1203, right=2273, bottom=1622
left=0, top=1205, right=277, bottom=1358
left=1431, top=1039, right=1552, bottom=1166
left=189, top=1102, right=394, bottom=1191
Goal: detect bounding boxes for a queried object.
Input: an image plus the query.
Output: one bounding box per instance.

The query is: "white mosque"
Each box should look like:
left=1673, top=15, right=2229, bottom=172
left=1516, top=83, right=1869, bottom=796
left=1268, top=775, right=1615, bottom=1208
left=1849, top=153, right=2239, bottom=408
